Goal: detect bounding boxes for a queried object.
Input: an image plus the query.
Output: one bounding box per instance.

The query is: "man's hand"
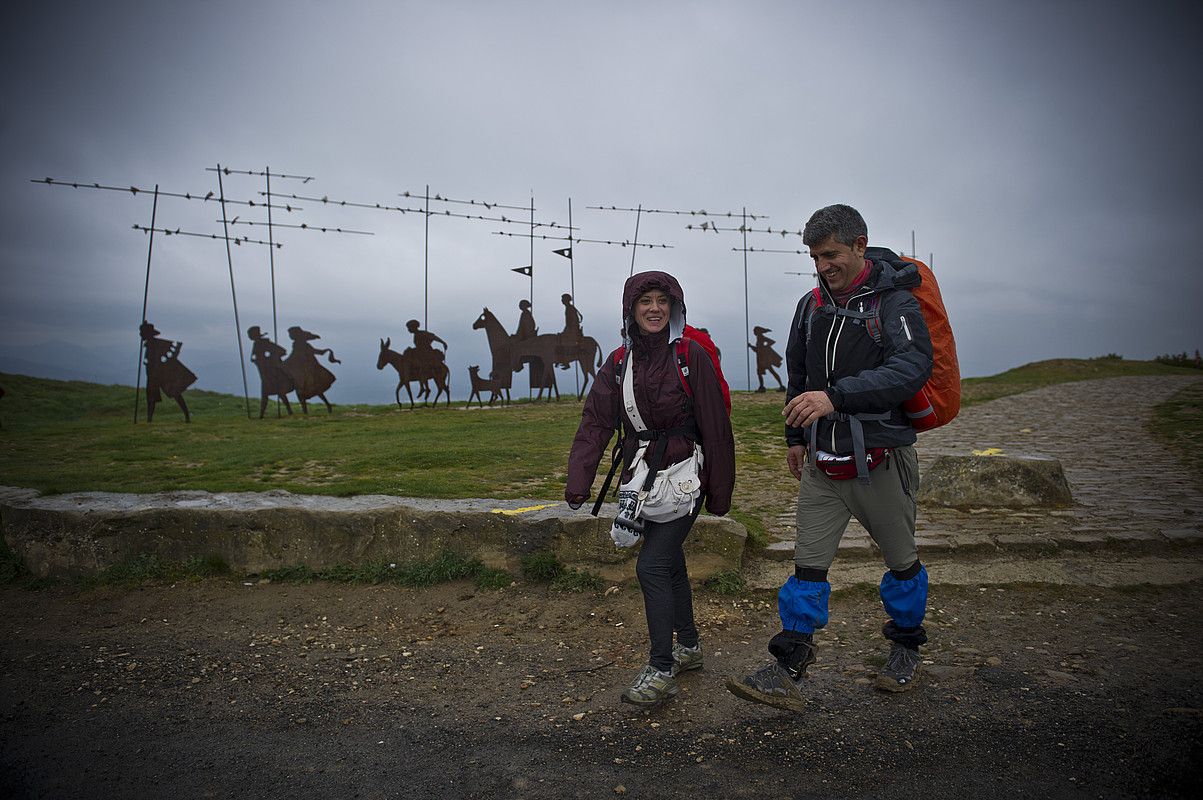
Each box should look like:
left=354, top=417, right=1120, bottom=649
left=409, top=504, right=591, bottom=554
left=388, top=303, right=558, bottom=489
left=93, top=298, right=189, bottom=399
left=786, top=445, right=807, bottom=480
left=783, top=390, right=835, bottom=428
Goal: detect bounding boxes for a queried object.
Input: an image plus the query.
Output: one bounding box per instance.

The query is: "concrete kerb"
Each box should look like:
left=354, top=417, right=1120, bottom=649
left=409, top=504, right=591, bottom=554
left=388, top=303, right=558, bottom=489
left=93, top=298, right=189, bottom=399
left=0, top=487, right=746, bottom=582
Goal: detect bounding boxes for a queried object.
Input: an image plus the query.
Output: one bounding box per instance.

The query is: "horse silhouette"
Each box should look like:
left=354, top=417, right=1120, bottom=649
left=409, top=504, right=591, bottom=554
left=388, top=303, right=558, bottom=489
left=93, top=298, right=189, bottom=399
left=473, top=307, right=602, bottom=401
left=377, top=337, right=451, bottom=409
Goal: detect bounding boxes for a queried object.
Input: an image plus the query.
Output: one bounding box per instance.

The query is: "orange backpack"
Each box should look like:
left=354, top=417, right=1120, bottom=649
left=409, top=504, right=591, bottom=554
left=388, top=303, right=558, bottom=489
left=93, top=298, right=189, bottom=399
left=805, top=256, right=959, bottom=430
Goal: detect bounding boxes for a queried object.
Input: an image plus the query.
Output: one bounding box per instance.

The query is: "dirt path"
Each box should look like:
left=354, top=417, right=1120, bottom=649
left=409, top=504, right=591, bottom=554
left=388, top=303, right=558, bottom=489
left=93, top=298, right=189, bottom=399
left=3, top=577, right=1200, bottom=798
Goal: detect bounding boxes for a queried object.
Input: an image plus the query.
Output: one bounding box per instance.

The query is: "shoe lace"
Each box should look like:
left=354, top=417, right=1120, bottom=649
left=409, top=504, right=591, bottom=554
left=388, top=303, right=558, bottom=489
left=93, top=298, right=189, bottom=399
left=633, top=665, right=661, bottom=689
left=886, top=645, right=918, bottom=672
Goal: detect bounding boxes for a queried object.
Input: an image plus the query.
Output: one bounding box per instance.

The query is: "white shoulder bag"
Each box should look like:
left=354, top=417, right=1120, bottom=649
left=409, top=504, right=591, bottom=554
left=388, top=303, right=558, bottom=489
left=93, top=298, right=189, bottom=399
left=618, top=352, right=704, bottom=524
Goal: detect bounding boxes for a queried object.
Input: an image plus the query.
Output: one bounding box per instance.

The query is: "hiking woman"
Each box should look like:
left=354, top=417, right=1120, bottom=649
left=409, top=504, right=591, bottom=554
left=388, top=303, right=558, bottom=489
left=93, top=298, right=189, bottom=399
left=566, top=271, right=735, bottom=707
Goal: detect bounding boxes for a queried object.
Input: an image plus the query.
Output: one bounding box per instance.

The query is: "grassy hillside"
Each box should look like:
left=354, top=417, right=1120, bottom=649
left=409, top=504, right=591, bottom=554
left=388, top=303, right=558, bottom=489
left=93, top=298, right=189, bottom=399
left=1, top=357, right=1199, bottom=548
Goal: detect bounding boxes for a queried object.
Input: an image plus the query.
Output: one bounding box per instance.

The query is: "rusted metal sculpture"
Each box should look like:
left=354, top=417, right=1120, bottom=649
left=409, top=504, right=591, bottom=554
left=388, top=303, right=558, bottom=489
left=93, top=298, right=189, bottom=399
left=139, top=321, right=197, bottom=422
left=376, top=337, right=451, bottom=409
left=556, top=293, right=584, bottom=369
left=473, top=306, right=603, bottom=402
left=749, top=325, right=785, bottom=392
left=283, top=325, right=339, bottom=414
left=405, top=319, right=449, bottom=403
left=510, top=300, right=553, bottom=396
left=466, top=365, right=505, bottom=407
left=247, top=326, right=294, bottom=418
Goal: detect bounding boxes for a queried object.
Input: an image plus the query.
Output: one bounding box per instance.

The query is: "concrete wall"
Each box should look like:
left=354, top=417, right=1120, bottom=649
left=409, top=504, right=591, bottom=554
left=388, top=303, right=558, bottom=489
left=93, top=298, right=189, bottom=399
left=0, top=487, right=746, bottom=581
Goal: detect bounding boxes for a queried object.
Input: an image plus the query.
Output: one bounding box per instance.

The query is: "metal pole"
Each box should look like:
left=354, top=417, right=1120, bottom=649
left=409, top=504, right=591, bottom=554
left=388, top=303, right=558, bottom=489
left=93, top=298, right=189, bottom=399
left=534, top=191, right=538, bottom=401
left=911, top=230, right=916, bottom=259
left=628, top=204, right=642, bottom=277
left=265, top=168, right=278, bottom=342
left=930, top=252, right=934, bottom=268
left=568, top=197, right=578, bottom=398
left=743, top=207, right=751, bottom=392
left=133, top=185, right=159, bottom=423
left=529, top=194, right=535, bottom=307
left=265, top=167, right=280, bottom=417
left=424, top=184, right=430, bottom=328
left=216, top=164, right=253, bottom=419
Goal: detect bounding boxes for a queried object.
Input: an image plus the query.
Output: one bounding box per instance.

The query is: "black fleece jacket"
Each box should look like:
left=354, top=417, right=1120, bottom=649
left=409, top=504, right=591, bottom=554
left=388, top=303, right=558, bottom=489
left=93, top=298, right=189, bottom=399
left=784, top=247, right=933, bottom=453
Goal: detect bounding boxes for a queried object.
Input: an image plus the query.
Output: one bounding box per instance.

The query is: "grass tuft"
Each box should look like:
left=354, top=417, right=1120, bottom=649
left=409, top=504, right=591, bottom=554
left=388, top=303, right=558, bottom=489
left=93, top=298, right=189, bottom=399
left=550, top=567, right=604, bottom=593
left=520, top=551, right=564, bottom=583
left=704, top=570, right=746, bottom=595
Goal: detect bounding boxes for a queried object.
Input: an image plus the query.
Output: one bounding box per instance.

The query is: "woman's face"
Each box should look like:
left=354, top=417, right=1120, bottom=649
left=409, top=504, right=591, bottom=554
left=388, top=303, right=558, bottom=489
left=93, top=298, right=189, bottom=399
left=634, top=290, right=671, bottom=334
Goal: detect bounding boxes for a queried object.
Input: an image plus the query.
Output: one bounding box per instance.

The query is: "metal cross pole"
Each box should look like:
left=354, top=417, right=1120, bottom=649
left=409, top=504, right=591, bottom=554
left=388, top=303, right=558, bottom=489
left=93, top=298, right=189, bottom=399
left=133, top=185, right=160, bottom=423
left=568, top=197, right=578, bottom=398
left=430, top=185, right=435, bottom=327
left=265, top=167, right=279, bottom=419
left=529, top=194, right=535, bottom=307
left=629, top=204, right=642, bottom=277
left=215, top=164, right=253, bottom=419
left=742, top=207, right=750, bottom=392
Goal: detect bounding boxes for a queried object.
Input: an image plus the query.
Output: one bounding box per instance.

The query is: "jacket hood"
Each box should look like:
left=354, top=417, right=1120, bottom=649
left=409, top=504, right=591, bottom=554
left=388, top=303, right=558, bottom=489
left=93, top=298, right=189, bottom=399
left=622, top=270, right=686, bottom=343
left=863, top=246, right=921, bottom=292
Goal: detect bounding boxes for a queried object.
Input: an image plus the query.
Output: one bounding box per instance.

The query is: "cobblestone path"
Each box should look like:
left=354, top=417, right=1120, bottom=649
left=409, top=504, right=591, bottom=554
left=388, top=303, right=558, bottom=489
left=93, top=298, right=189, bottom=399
left=765, top=375, right=1203, bottom=559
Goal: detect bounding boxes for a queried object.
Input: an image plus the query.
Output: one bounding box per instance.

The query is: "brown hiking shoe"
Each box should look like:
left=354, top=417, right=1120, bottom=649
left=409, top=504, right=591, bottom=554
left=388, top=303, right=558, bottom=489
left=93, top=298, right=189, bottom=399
left=725, top=662, right=807, bottom=713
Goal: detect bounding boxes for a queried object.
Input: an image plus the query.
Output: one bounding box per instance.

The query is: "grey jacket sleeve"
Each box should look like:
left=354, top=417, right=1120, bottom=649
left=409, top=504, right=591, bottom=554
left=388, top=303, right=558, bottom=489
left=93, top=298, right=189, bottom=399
left=827, top=289, right=933, bottom=415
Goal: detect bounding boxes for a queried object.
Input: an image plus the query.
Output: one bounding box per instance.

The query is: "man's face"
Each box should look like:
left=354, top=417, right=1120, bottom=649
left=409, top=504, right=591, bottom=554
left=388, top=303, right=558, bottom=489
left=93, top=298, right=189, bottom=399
left=809, top=234, right=868, bottom=293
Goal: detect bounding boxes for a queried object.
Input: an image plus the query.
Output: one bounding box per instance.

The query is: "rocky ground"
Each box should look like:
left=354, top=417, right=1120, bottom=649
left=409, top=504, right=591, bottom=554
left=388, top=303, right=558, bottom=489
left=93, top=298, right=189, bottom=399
left=2, top=572, right=1201, bottom=799
left=3, top=374, right=1201, bottom=798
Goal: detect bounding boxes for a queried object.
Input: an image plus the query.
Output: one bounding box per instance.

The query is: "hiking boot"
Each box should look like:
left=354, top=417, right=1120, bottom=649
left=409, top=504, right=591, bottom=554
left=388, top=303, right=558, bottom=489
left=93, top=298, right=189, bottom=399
left=725, top=662, right=807, bottom=713
left=620, top=665, right=679, bottom=707
left=671, top=642, right=704, bottom=676
left=875, top=642, right=922, bottom=692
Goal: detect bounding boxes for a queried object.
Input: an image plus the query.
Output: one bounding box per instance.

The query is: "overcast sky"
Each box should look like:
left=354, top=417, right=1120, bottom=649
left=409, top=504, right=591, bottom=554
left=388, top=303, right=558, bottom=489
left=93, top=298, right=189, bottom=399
left=3, top=0, right=1201, bottom=403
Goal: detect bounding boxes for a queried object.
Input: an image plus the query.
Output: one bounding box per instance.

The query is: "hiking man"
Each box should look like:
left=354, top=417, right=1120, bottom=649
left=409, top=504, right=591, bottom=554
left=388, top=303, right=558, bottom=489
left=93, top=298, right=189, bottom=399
left=727, top=204, right=934, bottom=711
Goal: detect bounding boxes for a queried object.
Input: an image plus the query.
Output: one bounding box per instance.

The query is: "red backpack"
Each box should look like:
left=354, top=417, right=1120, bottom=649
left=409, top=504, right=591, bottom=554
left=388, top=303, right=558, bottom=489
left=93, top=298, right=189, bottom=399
left=613, top=324, right=732, bottom=414
left=803, top=256, right=959, bottom=431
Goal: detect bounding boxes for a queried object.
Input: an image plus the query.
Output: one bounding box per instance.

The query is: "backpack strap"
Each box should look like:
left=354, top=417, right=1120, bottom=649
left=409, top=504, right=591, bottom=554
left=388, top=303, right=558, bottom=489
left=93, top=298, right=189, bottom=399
left=804, top=287, right=884, bottom=347
left=675, top=339, right=695, bottom=414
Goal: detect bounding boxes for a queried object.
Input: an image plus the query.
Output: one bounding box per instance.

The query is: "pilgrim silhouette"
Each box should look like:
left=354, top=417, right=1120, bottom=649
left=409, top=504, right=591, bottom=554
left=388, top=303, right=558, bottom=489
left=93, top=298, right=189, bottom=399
left=248, top=326, right=294, bottom=418
left=139, top=320, right=197, bottom=422
left=749, top=325, right=785, bottom=392
left=283, top=325, right=340, bottom=413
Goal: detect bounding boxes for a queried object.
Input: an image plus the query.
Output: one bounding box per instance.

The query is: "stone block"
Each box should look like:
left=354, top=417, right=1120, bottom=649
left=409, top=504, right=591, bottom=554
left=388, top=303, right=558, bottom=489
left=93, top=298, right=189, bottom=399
left=919, top=454, right=1073, bottom=510
left=0, top=488, right=746, bottom=582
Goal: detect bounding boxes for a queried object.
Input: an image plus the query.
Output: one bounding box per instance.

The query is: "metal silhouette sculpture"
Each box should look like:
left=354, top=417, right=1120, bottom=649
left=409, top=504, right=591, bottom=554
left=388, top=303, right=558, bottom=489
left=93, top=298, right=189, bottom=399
left=472, top=306, right=602, bottom=402
left=405, top=319, right=449, bottom=403
left=466, top=365, right=505, bottom=407
left=516, top=299, right=537, bottom=340
left=247, top=326, right=294, bottom=418
left=376, top=337, right=451, bottom=409
left=283, top=325, right=339, bottom=413
left=139, top=320, right=197, bottom=422
left=749, top=325, right=785, bottom=392
left=509, top=300, right=554, bottom=397
left=557, top=293, right=583, bottom=368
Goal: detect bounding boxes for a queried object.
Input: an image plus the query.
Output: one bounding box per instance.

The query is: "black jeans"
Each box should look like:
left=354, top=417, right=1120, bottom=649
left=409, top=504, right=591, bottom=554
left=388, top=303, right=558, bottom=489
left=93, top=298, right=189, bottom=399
left=636, top=509, right=699, bottom=672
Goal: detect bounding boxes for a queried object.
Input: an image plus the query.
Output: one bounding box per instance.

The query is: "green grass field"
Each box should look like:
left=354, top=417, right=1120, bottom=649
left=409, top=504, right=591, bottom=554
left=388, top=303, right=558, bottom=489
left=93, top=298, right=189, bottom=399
left=1, top=357, right=1199, bottom=544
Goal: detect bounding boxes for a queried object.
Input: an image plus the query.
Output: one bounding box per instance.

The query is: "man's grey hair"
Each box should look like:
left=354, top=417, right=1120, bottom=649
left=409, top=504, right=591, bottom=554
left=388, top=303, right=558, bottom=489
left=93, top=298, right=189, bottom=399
left=802, top=204, right=868, bottom=248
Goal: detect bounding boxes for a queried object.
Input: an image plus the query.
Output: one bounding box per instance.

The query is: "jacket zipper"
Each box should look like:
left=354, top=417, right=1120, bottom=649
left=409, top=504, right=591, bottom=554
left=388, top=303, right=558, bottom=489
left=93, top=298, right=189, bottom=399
left=825, top=285, right=875, bottom=452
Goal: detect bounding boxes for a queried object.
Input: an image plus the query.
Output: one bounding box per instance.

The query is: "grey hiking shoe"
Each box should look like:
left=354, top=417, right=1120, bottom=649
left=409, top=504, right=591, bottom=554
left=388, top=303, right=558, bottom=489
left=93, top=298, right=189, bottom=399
left=620, top=665, right=679, bottom=707
left=875, top=642, right=922, bottom=692
left=671, top=642, right=704, bottom=676
left=725, top=662, right=807, bottom=713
